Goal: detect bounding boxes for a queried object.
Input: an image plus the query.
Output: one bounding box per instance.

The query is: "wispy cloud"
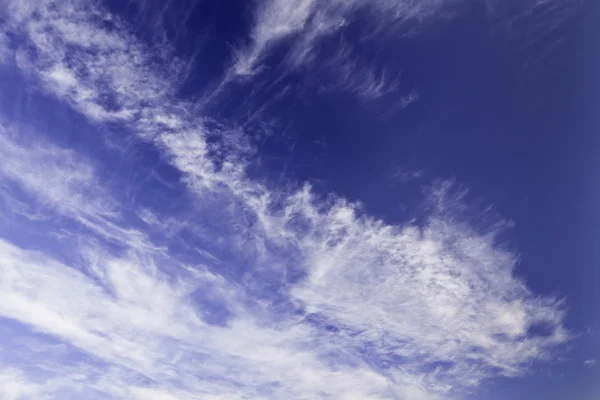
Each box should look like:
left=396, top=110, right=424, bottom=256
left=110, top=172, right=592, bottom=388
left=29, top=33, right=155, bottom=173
left=0, top=123, right=116, bottom=220
left=583, top=359, right=596, bottom=368
left=392, top=167, right=425, bottom=183
left=231, top=0, right=461, bottom=78
left=0, top=121, right=161, bottom=253
left=225, top=0, right=442, bottom=105
left=0, top=0, right=573, bottom=399
left=0, top=234, right=435, bottom=399
left=0, top=33, right=11, bottom=65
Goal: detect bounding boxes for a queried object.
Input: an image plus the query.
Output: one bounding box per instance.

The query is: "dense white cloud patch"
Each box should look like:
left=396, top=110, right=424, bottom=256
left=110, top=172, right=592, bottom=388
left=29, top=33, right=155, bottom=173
left=0, top=0, right=572, bottom=399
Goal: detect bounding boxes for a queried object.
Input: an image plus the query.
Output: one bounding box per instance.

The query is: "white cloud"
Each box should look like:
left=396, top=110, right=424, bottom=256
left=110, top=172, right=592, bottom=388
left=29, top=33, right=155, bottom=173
left=0, top=122, right=161, bottom=252
left=0, top=365, right=95, bottom=400
left=584, top=359, right=596, bottom=368
left=0, top=237, right=440, bottom=399
left=0, top=32, right=12, bottom=65
left=0, top=368, right=40, bottom=400
left=0, top=0, right=572, bottom=399
left=226, top=0, right=462, bottom=103
left=0, top=123, right=116, bottom=220
left=6, top=0, right=182, bottom=127
left=231, top=0, right=318, bottom=76
left=231, top=0, right=457, bottom=77
left=392, top=167, right=425, bottom=183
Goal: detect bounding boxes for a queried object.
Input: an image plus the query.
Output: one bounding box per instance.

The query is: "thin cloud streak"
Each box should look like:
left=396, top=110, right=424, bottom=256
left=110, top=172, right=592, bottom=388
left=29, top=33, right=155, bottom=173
left=230, top=0, right=461, bottom=78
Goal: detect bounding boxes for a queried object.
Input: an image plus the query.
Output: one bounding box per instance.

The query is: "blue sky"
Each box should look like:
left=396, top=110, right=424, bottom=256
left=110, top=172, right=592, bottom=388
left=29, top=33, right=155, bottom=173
left=0, top=0, right=598, bottom=399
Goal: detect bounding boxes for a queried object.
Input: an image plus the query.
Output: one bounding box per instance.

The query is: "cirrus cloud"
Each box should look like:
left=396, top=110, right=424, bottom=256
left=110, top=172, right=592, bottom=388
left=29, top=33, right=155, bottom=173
left=0, top=0, right=574, bottom=399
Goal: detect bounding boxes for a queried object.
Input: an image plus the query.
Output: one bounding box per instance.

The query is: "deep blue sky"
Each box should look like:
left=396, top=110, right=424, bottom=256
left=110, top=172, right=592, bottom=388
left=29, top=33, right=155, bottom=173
left=0, top=0, right=598, bottom=399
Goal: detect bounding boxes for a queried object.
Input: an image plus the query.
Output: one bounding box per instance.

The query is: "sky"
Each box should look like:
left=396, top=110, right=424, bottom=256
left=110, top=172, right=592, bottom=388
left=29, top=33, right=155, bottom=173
left=0, top=0, right=598, bottom=399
